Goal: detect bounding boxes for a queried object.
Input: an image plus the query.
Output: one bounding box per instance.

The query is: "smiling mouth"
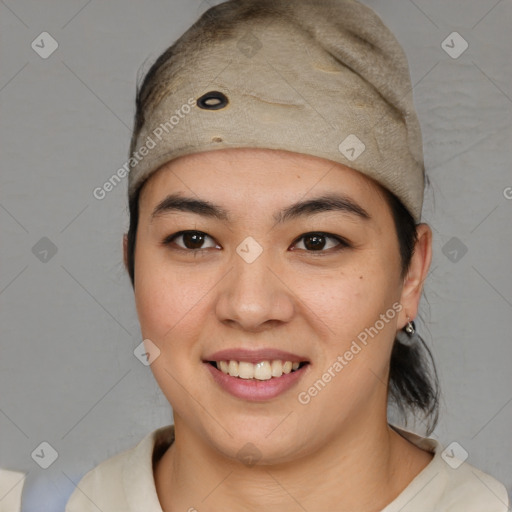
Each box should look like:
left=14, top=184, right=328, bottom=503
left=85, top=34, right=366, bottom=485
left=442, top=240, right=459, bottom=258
left=207, top=360, right=309, bottom=380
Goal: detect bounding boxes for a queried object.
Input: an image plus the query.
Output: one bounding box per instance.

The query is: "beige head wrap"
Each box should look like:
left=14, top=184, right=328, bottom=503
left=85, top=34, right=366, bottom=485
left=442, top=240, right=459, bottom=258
left=128, top=0, right=425, bottom=221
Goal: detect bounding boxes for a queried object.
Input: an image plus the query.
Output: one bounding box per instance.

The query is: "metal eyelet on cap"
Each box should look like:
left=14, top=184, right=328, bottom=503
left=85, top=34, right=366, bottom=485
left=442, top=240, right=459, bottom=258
left=197, top=91, right=229, bottom=110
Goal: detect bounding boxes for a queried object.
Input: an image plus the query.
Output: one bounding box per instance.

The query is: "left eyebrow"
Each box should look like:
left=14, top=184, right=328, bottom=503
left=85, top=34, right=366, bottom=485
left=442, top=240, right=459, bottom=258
left=273, top=193, right=371, bottom=225
left=151, top=192, right=371, bottom=223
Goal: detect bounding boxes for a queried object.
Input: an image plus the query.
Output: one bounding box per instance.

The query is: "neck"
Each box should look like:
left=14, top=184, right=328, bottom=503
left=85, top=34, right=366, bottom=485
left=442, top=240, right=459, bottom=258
left=155, top=410, right=432, bottom=512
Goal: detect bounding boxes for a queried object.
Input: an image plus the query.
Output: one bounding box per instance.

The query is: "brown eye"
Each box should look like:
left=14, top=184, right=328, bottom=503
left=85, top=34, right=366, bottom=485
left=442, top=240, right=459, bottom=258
left=183, top=232, right=206, bottom=249
left=292, top=232, right=348, bottom=252
left=303, top=234, right=327, bottom=251
left=163, top=231, right=218, bottom=251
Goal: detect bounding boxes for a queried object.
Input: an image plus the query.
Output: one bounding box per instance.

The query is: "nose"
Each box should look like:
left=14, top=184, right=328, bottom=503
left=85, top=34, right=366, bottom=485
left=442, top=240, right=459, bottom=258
left=215, top=245, right=295, bottom=332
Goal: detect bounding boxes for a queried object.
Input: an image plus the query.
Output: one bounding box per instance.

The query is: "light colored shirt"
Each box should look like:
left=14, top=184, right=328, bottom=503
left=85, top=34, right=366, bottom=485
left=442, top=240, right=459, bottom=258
left=0, top=469, right=25, bottom=512
left=65, top=424, right=510, bottom=512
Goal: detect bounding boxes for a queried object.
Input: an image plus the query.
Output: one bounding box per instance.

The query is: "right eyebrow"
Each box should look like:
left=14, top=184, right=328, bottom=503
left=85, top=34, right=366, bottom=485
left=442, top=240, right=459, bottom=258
left=151, top=194, right=230, bottom=222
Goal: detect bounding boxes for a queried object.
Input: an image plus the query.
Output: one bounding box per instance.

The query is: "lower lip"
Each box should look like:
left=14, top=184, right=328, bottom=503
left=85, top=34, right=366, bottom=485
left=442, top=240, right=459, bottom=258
left=204, top=362, right=308, bottom=401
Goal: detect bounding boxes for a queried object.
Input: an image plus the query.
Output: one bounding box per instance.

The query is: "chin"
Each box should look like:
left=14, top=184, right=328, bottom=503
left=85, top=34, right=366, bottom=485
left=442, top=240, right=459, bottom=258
left=199, top=413, right=309, bottom=465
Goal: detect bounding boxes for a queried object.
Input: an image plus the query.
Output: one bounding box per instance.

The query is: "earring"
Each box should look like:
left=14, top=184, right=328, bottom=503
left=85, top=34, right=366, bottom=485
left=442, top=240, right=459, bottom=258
left=396, top=317, right=418, bottom=346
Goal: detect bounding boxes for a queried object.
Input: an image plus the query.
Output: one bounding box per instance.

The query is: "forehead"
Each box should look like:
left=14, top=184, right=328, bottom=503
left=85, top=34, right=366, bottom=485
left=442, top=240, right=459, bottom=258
left=139, top=147, right=386, bottom=207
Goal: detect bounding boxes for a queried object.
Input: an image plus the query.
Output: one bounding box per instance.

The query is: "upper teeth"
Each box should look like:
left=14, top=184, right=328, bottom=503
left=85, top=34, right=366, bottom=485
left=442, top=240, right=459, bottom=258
left=216, top=360, right=301, bottom=380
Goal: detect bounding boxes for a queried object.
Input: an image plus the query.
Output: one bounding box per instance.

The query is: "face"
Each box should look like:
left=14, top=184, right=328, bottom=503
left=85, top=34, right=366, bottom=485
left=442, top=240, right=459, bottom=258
left=131, top=148, right=425, bottom=463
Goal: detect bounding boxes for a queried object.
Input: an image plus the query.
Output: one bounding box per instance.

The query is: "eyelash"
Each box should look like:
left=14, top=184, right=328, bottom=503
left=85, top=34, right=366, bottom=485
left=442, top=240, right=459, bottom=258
left=161, top=230, right=350, bottom=255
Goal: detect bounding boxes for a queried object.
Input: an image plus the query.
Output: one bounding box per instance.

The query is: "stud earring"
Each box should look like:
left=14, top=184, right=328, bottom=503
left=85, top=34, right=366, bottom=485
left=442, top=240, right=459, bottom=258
left=396, top=316, right=418, bottom=346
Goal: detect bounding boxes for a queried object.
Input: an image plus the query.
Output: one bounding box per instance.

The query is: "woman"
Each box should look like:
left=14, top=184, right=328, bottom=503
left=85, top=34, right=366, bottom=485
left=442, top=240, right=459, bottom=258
left=66, top=0, right=509, bottom=510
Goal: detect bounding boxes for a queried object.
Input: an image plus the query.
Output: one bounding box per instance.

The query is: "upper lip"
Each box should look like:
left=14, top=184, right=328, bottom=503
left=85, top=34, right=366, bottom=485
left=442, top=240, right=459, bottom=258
left=204, top=348, right=309, bottom=364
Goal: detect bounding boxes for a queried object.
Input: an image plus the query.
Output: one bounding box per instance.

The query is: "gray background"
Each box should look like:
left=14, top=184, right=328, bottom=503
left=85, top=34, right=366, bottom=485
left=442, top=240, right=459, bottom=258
left=0, top=0, right=511, bottom=510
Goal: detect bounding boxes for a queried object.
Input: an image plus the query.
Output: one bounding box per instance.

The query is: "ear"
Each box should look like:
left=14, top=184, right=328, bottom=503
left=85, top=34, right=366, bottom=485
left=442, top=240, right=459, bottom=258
left=123, top=233, right=129, bottom=273
left=397, top=223, right=432, bottom=329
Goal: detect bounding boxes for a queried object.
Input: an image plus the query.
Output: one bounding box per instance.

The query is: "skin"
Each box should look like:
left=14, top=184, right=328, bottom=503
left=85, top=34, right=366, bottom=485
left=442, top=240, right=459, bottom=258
left=123, top=147, right=433, bottom=512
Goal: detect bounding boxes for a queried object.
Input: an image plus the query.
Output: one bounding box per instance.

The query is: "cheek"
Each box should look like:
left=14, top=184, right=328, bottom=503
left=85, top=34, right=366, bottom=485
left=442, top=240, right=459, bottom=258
left=301, top=251, right=401, bottom=398
left=303, top=254, right=400, bottom=343
left=133, top=245, right=208, bottom=344
left=294, top=267, right=400, bottom=421
left=133, top=246, right=210, bottom=408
